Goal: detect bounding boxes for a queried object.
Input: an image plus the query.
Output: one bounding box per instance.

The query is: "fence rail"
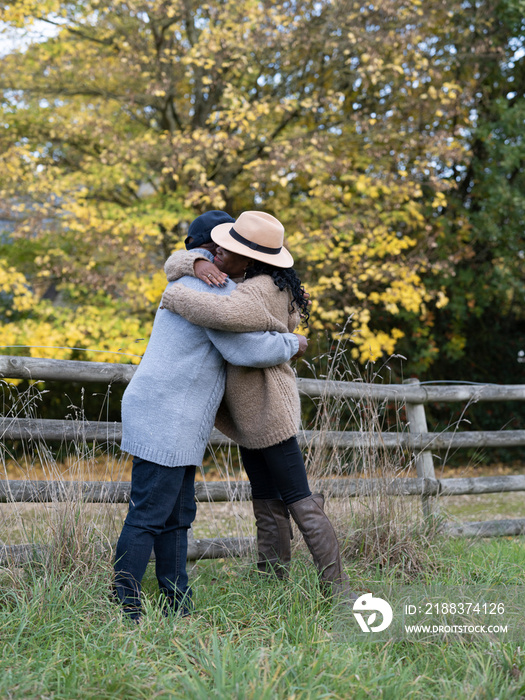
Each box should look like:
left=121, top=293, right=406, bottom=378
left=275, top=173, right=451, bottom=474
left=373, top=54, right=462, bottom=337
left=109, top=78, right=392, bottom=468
left=2, top=474, right=525, bottom=504
left=1, top=355, right=524, bottom=560
left=3, top=418, right=525, bottom=449
left=4, top=517, right=525, bottom=568
left=2, top=355, right=525, bottom=402
left=0, top=533, right=253, bottom=567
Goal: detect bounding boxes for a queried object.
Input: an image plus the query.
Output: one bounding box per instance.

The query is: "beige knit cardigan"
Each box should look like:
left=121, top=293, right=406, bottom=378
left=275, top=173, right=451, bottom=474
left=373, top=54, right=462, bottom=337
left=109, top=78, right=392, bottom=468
left=162, top=250, right=302, bottom=449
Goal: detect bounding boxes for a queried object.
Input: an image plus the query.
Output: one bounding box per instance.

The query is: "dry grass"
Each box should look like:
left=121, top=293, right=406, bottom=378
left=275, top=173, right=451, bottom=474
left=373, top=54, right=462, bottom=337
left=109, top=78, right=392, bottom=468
left=0, top=342, right=463, bottom=580
left=300, top=333, right=439, bottom=578
left=1, top=357, right=524, bottom=700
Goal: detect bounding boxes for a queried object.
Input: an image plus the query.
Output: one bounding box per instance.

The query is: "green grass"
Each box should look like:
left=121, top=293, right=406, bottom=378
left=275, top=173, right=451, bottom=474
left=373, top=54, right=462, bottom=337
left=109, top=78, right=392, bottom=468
left=1, top=538, right=524, bottom=699
left=2, top=376, right=524, bottom=698
left=442, top=491, right=525, bottom=522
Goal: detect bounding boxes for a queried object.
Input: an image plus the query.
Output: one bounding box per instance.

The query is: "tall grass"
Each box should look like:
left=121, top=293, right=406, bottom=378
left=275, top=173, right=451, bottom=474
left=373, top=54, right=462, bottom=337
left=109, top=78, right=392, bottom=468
left=1, top=353, right=524, bottom=698
left=302, top=334, right=438, bottom=579
left=2, top=336, right=445, bottom=581
left=0, top=542, right=523, bottom=699
left=2, top=338, right=439, bottom=580
left=1, top=380, right=128, bottom=571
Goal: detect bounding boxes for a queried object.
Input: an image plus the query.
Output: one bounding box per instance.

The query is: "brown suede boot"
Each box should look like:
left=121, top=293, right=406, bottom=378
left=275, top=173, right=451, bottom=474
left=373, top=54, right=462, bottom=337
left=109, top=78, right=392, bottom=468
left=252, top=498, right=293, bottom=579
left=287, top=493, right=358, bottom=601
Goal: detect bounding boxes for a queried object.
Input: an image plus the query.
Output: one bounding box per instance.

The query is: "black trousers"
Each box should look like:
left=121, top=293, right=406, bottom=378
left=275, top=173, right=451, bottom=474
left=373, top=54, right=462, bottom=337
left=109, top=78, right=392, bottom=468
left=240, top=436, right=312, bottom=505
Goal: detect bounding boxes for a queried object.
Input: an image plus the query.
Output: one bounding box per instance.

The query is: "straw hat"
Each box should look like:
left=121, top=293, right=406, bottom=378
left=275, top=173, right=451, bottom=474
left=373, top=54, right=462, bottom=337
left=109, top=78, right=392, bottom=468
left=211, top=211, right=294, bottom=268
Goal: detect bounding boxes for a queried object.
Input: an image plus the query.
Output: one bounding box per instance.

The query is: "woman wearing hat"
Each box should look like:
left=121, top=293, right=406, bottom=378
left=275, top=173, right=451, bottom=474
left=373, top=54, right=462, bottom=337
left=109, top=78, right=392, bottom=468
left=161, top=211, right=355, bottom=602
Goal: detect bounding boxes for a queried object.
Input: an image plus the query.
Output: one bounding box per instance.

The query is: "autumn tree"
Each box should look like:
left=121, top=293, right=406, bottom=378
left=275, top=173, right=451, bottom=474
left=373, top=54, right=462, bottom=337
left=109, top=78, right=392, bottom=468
left=0, top=0, right=522, bottom=383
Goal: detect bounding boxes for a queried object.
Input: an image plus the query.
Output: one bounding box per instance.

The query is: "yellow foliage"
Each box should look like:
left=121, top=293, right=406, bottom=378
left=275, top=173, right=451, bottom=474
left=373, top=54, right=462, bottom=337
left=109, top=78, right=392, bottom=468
left=126, top=272, right=166, bottom=306
left=0, top=0, right=465, bottom=370
left=0, top=261, right=34, bottom=314
left=0, top=302, right=150, bottom=364
left=351, top=325, right=406, bottom=363
left=435, top=290, right=449, bottom=309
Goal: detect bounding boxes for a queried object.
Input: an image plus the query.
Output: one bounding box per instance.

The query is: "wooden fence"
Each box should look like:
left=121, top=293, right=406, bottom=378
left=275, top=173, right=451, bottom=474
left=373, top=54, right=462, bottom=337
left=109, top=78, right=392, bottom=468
left=1, top=355, right=524, bottom=565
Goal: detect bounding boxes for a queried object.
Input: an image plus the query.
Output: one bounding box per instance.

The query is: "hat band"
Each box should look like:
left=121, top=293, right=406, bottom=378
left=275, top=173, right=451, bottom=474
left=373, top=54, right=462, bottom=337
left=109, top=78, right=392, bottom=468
left=229, top=227, right=282, bottom=255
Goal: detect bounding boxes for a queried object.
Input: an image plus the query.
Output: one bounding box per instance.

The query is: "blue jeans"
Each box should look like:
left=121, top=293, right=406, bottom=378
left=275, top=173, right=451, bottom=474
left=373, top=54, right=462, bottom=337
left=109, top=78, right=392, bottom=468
left=114, top=457, right=197, bottom=617
left=240, top=436, right=312, bottom=505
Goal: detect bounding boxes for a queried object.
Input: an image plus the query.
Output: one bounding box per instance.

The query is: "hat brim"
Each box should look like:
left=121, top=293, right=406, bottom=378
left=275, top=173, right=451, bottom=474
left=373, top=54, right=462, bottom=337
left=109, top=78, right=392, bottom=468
left=211, top=223, right=294, bottom=268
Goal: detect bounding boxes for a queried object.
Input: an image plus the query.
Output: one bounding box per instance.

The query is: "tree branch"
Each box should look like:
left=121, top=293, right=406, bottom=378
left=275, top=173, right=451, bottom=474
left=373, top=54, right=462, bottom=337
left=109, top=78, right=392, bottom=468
left=35, top=16, right=116, bottom=47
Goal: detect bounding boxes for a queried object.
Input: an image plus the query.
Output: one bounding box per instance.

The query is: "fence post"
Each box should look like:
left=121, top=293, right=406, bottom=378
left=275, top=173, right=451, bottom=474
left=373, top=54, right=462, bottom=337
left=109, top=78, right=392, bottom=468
left=403, top=378, right=436, bottom=517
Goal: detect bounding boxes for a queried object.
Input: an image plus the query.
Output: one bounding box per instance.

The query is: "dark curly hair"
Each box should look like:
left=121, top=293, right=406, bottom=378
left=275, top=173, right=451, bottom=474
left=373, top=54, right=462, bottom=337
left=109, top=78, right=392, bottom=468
left=243, top=260, right=310, bottom=326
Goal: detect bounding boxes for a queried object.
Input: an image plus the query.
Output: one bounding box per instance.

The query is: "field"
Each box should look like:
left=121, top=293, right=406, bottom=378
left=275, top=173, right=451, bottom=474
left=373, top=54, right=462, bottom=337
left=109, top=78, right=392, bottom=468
left=0, top=535, right=524, bottom=699
left=1, top=377, right=524, bottom=698
left=1, top=455, right=525, bottom=699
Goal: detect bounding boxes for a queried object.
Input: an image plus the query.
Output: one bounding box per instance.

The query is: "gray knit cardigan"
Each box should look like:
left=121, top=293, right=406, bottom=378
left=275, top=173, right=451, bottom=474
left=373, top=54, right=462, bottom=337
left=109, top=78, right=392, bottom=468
left=161, top=251, right=304, bottom=449
left=120, top=272, right=298, bottom=467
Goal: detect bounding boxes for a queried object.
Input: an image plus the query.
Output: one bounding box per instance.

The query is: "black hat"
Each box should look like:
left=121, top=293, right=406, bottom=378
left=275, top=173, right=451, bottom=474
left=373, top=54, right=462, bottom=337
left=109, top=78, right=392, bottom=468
left=185, top=210, right=235, bottom=250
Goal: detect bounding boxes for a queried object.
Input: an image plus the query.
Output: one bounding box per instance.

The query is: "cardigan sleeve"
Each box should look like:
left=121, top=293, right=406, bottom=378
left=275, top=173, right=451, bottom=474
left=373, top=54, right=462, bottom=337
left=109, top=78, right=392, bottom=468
left=206, top=329, right=298, bottom=367
left=160, top=277, right=287, bottom=333
left=164, top=249, right=213, bottom=281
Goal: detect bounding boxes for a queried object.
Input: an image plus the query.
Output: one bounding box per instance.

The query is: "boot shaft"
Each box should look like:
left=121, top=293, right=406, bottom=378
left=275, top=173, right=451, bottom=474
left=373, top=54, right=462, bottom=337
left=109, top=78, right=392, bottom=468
left=287, top=493, right=345, bottom=587
left=252, top=498, right=292, bottom=578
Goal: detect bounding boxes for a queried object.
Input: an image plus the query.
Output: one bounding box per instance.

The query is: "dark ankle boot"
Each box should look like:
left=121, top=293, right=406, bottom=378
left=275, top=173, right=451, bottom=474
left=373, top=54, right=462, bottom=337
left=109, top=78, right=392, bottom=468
left=287, top=493, right=358, bottom=601
left=252, top=498, right=293, bottom=579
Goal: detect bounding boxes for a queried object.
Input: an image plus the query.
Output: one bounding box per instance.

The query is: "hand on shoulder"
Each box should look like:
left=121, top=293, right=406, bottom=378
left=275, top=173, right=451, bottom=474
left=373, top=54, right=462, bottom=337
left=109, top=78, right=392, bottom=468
left=194, top=259, right=228, bottom=288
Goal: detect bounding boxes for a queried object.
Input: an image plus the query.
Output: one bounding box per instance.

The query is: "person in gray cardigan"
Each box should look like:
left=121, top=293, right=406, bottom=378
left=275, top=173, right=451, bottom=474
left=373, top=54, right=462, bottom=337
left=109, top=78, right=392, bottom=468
left=114, top=213, right=305, bottom=623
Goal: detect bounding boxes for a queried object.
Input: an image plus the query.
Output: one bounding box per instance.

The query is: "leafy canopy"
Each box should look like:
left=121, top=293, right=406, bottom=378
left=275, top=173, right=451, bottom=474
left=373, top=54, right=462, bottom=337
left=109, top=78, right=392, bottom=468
left=0, top=1, right=523, bottom=375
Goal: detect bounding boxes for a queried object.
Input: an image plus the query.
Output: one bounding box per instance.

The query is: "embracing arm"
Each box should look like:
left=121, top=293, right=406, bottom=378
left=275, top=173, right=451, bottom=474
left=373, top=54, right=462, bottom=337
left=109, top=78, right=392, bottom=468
left=207, top=328, right=302, bottom=368
left=164, top=249, right=212, bottom=281
left=161, top=277, right=287, bottom=333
